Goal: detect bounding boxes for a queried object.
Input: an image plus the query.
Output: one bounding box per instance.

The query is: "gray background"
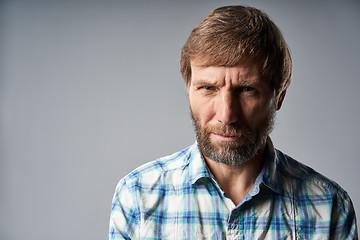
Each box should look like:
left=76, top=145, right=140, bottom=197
left=1, top=0, right=359, bottom=239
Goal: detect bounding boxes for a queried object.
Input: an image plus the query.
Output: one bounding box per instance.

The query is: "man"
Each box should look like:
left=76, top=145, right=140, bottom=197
left=108, top=5, right=358, bottom=239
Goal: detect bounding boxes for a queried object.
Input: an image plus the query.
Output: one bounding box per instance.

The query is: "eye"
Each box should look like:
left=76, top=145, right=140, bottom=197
left=241, top=87, right=255, bottom=92
left=201, top=86, right=216, bottom=91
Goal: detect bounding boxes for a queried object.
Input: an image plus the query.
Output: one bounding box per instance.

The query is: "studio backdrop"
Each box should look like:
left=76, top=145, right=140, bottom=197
left=1, top=0, right=359, bottom=239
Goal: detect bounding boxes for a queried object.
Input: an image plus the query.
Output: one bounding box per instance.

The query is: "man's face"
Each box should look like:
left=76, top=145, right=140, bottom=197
left=188, top=60, right=281, bottom=166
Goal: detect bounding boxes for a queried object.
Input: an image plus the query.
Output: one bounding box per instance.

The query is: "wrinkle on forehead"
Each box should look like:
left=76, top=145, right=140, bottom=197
left=190, top=62, right=262, bottom=87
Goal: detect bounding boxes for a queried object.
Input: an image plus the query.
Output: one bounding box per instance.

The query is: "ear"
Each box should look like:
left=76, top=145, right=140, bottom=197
left=276, top=90, right=286, bottom=110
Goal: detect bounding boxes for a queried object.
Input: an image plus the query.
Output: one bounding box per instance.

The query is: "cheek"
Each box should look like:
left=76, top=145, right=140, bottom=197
left=242, top=99, right=275, bottom=125
left=190, top=99, right=215, bottom=125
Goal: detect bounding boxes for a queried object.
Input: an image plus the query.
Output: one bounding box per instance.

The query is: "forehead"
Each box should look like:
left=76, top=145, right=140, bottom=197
left=190, top=60, right=263, bottom=86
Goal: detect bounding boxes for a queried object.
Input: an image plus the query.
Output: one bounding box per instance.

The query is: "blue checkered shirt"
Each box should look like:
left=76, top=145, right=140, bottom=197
left=108, top=139, right=358, bottom=239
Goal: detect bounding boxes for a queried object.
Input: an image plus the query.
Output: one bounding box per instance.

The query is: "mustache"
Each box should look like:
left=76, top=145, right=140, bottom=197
left=204, top=124, right=251, bottom=137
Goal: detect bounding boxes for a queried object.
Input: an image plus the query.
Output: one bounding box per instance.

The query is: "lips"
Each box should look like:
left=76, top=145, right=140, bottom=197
left=214, top=133, right=236, bottom=138
left=211, top=132, right=240, bottom=142
left=211, top=130, right=242, bottom=138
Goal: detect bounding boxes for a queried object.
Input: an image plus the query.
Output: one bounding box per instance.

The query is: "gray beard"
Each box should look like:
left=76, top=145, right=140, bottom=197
left=191, top=109, right=275, bottom=166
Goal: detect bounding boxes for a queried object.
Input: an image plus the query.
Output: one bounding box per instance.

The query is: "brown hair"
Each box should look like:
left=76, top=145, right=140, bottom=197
left=180, top=5, right=292, bottom=97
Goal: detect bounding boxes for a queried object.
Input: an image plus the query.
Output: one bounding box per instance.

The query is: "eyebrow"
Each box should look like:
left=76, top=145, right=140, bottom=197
left=192, top=79, right=220, bottom=86
left=192, top=79, right=264, bottom=88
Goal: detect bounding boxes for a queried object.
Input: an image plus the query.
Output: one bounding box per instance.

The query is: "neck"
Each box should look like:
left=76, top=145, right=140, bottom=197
left=204, top=145, right=265, bottom=205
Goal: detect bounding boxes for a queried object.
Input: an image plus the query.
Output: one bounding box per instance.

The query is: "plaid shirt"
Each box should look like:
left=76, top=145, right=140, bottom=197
left=108, top=139, right=358, bottom=239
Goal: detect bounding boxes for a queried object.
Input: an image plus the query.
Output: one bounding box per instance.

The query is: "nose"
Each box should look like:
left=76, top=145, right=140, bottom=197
left=216, top=91, right=239, bottom=125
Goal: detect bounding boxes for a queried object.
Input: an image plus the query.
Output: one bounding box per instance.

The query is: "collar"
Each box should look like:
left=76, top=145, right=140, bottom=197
left=187, top=142, right=212, bottom=184
left=261, top=138, right=284, bottom=194
left=188, top=138, right=284, bottom=195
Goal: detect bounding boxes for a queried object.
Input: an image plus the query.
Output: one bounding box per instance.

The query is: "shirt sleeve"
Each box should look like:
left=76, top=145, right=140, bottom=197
left=330, top=191, right=358, bottom=239
left=108, top=178, right=140, bottom=240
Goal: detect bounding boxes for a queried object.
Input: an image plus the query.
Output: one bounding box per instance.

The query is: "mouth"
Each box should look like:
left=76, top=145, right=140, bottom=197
left=211, top=132, right=239, bottom=142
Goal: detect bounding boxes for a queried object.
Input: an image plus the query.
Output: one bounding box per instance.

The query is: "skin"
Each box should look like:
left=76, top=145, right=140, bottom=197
left=187, top=59, right=285, bottom=205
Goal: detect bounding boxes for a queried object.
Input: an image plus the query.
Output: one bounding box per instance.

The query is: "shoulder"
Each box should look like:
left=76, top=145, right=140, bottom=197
left=275, top=149, right=354, bottom=212
left=108, top=146, right=193, bottom=239
left=274, top=149, right=358, bottom=238
left=276, top=150, right=342, bottom=190
left=117, top=144, right=193, bottom=189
